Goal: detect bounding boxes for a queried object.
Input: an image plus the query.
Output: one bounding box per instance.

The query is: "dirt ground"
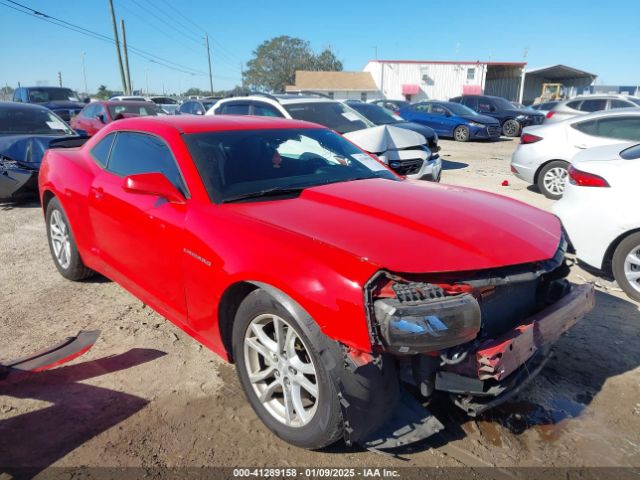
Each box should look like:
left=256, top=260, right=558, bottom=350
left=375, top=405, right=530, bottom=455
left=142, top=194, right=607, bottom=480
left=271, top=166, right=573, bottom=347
left=1, top=138, right=639, bottom=477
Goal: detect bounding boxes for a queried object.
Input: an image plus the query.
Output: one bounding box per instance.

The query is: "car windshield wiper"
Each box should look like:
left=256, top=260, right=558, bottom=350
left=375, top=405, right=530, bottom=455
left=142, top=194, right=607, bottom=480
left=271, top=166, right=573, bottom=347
left=222, top=186, right=307, bottom=203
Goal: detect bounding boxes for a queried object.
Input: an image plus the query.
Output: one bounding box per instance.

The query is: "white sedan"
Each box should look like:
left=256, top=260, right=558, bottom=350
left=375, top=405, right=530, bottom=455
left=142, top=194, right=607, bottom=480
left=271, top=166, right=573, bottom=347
left=553, top=142, right=640, bottom=302
left=510, top=108, right=640, bottom=199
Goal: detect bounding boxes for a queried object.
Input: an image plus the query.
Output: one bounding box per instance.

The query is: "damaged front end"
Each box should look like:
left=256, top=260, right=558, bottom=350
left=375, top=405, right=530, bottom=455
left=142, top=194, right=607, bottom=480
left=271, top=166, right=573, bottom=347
left=336, top=235, right=595, bottom=449
left=0, top=153, right=39, bottom=199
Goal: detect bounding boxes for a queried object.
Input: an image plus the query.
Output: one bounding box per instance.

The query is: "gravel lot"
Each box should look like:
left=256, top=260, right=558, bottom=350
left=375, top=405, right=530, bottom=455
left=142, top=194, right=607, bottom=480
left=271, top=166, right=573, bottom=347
left=1, top=138, right=639, bottom=475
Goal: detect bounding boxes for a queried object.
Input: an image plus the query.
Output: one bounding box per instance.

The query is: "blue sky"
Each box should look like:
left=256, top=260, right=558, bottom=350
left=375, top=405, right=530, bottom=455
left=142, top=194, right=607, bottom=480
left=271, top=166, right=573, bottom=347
left=2, top=0, right=639, bottom=94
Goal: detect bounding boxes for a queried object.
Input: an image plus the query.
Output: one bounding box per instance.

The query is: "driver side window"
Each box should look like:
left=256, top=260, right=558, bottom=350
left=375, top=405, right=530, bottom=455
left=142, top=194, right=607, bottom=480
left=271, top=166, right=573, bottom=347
left=106, top=132, right=187, bottom=194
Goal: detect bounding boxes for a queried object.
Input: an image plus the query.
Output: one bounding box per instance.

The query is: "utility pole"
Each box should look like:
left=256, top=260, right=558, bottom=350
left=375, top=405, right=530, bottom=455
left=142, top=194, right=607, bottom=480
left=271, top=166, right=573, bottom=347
left=121, top=19, right=132, bottom=95
left=205, top=33, right=213, bottom=95
left=81, top=51, right=88, bottom=95
left=108, top=0, right=127, bottom=94
left=58, top=71, right=62, bottom=87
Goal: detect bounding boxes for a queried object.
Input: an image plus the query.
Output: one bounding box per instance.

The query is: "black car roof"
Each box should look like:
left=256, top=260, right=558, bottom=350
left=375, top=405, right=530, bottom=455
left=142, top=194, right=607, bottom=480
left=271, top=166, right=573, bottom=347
left=0, top=101, right=52, bottom=112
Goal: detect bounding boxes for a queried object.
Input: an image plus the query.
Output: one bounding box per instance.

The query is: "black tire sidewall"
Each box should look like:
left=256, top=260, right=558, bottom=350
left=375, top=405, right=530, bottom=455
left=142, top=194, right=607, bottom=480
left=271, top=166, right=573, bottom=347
left=45, top=197, right=89, bottom=280
left=612, top=233, right=640, bottom=302
left=232, top=289, right=343, bottom=449
left=537, top=161, right=568, bottom=200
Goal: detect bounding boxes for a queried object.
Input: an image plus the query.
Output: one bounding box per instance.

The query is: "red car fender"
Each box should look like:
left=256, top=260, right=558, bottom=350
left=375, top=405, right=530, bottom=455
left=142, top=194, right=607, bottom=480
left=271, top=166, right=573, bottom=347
left=181, top=203, right=380, bottom=358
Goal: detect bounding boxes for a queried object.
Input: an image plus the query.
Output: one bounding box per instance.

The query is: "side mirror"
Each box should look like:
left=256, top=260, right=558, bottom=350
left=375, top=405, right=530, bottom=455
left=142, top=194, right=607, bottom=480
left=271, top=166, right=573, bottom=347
left=84, top=97, right=91, bottom=104
left=444, top=110, right=451, bottom=117
left=96, top=114, right=106, bottom=123
left=122, top=172, right=186, bottom=204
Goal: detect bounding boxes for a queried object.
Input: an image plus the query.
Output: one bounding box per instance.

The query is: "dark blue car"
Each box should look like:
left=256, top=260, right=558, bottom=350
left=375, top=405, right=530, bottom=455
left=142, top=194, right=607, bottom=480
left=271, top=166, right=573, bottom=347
left=449, top=95, right=545, bottom=137
left=0, top=102, right=79, bottom=199
left=399, top=101, right=501, bottom=142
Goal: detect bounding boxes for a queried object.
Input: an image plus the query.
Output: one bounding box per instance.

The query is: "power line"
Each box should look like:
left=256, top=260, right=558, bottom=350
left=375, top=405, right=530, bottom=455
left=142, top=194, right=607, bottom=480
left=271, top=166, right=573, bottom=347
left=131, top=0, right=202, bottom=46
left=1, top=0, right=205, bottom=77
left=158, top=0, right=244, bottom=66
left=118, top=0, right=201, bottom=54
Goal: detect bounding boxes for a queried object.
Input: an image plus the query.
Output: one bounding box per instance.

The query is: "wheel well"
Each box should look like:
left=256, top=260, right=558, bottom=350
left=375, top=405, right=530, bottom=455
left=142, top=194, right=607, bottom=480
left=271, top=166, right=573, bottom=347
left=218, top=281, right=258, bottom=362
left=533, top=159, right=569, bottom=184
left=601, top=228, right=640, bottom=276
left=42, top=190, right=55, bottom=215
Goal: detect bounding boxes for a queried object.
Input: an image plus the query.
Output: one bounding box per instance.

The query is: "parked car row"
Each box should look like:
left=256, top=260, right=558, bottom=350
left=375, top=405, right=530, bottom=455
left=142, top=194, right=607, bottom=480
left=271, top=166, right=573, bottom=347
left=207, top=93, right=442, bottom=181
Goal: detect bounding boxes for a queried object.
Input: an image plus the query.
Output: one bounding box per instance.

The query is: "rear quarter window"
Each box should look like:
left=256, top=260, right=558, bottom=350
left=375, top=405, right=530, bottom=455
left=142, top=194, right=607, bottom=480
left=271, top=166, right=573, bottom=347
left=571, top=119, right=598, bottom=136
left=566, top=101, right=582, bottom=110
left=90, top=133, right=115, bottom=167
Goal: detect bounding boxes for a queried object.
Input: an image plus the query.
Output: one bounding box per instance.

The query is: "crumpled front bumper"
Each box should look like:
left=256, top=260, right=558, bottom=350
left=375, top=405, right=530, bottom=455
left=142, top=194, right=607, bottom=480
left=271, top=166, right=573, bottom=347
left=437, top=283, right=595, bottom=415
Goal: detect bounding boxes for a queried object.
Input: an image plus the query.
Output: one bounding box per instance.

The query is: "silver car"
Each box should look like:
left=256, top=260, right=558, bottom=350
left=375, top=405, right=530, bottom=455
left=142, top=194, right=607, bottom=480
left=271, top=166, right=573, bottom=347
left=545, top=94, right=640, bottom=123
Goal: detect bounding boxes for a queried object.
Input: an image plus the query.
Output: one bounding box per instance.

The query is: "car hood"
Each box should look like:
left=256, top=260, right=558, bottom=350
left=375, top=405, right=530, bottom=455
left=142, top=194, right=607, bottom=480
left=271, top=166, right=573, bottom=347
left=392, top=122, right=436, bottom=141
left=0, top=134, right=72, bottom=168
left=507, top=108, right=544, bottom=118
left=458, top=113, right=500, bottom=125
left=228, top=178, right=562, bottom=273
left=343, top=125, right=426, bottom=153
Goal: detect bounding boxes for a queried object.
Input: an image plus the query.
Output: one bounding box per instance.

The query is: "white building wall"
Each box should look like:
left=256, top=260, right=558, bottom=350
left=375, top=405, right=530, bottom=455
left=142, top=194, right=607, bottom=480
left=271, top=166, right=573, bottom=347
left=329, top=90, right=384, bottom=101
left=364, top=61, right=487, bottom=101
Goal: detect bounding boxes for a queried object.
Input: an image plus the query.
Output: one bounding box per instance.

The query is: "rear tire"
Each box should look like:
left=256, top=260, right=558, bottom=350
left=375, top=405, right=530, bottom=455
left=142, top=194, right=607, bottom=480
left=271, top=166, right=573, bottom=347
left=502, top=119, right=520, bottom=137
left=537, top=160, right=569, bottom=199
left=612, top=232, right=640, bottom=302
left=45, top=197, right=94, bottom=281
left=453, top=125, right=470, bottom=142
left=232, top=289, right=344, bottom=449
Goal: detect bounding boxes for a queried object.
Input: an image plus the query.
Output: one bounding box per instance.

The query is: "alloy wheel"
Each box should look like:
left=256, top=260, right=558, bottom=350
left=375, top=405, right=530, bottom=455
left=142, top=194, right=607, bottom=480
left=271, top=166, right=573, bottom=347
left=624, top=246, right=640, bottom=294
left=50, top=209, right=71, bottom=269
left=454, top=127, right=468, bottom=141
left=543, top=167, right=568, bottom=196
left=243, top=314, right=319, bottom=427
left=503, top=120, right=519, bottom=137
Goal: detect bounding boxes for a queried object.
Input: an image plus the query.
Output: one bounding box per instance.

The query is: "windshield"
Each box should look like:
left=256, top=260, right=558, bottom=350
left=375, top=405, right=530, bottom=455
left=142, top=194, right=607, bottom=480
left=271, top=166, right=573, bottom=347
left=444, top=103, right=478, bottom=116
left=184, top=128, right=397, bottom=203
left=492, top=97, right=517, bottom=110
left=283, top=102, right=374, bottom=133
left=28, top=88, right=79, bottom=103
left=0, top=107, right=74, bottom=135
left=108, top=103, right=158, bottom=118
left=151, top=97, right=178, bottom=105
left=348, top=103, right=399, bottom=125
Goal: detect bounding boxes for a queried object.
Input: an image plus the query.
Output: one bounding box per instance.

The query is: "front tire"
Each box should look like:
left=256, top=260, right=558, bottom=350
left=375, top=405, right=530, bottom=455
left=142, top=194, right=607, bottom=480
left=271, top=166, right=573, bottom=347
left=502, top=119, right=520, bottom=137
left=45, top=197, right=94, bottom=281
left=453, top=125, right=470, bottom=142
left=232, top=289, right=343, bottom=449
left=612, top=232, right=640, bottom=302
left=537, top=160, right=569, bottom=199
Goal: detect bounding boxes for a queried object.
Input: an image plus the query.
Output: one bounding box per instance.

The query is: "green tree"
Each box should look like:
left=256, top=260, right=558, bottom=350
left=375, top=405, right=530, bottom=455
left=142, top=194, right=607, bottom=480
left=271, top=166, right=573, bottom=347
left=184, top=87, right=206, bottom=97
left=314, top=48, right=343, bottom=71
left=95, top=85, right=110, bottom=100
left=243, top=36, right=343, bottom=92
left=1, top=85, right=14, bottom=101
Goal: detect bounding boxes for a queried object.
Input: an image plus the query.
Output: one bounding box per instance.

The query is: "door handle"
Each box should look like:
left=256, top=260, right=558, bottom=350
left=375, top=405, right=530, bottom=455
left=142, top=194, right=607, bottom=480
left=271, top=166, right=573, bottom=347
left=574, top=144, right=588, bottom=149
left=90, top=186, right=104, bottom=200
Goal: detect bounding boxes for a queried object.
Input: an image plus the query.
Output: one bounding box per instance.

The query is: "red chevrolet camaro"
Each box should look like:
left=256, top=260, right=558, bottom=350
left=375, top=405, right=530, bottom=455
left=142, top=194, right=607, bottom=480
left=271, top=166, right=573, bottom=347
left=38, top=115, right=594, bottom=449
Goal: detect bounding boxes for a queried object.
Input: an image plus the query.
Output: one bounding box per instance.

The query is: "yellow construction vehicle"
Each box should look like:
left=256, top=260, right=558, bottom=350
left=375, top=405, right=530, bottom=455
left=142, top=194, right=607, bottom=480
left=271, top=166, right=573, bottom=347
left=533, top=83, right=564, bottom=104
